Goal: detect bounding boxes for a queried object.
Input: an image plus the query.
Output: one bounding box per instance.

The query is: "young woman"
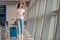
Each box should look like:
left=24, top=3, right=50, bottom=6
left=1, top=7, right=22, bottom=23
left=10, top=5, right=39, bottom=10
left=13, top=2, right=25, bottom=39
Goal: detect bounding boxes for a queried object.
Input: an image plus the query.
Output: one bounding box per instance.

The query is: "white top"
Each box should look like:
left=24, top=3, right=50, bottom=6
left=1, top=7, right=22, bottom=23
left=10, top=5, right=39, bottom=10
left=17, top=8, right=25, bottom=19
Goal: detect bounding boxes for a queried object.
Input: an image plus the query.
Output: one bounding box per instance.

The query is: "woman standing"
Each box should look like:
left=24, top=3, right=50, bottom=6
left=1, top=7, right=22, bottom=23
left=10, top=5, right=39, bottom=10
left=13, top=2, right=25, bottom=39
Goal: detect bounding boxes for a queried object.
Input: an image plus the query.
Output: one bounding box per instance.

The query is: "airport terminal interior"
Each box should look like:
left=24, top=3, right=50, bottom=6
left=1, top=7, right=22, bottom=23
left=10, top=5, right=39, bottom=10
left=0, top=0, right=59, bottom=40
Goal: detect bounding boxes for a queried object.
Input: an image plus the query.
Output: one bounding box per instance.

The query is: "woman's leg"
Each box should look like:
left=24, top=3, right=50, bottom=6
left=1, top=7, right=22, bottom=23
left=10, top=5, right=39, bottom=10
left=20, top=19, right=24, bottom=40
left=17, top=19, right=21, bottom=35
left=17, top=19, right=24, bottom=39
left=21, top=19, right=24, bottom=34
left=17, top=19, right=22, bottom=40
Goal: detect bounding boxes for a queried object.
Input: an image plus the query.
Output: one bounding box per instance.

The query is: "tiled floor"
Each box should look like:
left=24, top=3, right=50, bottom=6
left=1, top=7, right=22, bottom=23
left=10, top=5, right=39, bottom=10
left=6, top=29, right=34, bottom=40
left=0, top=26, right=34, bottom=40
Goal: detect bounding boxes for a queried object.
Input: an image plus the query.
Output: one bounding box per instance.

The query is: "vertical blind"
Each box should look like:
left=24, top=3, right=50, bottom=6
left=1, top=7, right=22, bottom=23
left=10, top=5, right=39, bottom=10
left=26, top=0, right=59, bottom=40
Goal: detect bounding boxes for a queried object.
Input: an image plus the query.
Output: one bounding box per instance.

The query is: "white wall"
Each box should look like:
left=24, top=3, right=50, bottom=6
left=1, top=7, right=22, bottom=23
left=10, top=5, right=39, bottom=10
left=6, top=5, right=17, bottom=24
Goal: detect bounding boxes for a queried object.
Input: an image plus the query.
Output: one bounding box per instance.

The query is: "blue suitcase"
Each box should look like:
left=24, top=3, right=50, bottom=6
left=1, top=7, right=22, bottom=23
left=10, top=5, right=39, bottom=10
left=10, top=27, right=18, bottom=37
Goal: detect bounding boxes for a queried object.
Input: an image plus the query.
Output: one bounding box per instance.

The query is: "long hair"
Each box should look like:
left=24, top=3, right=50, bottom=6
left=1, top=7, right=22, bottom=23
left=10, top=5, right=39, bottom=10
left=17, top=3, right=24, bottom=9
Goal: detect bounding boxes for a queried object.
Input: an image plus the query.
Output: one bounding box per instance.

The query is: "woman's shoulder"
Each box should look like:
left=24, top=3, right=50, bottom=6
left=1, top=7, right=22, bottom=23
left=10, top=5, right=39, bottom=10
left=21, top=8, right=24, bottom=9
left=17, top=9, right=19, bottom=11
left=17, top=9, right=19, bottom=10
left=17, top=8, right=25, bottom=12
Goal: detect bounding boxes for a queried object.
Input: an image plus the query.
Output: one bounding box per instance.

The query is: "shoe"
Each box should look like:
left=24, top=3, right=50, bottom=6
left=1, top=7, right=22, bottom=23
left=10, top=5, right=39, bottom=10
left=18, top=35, right=21, bottom=40
left=21, top=34, right=24, bottom=40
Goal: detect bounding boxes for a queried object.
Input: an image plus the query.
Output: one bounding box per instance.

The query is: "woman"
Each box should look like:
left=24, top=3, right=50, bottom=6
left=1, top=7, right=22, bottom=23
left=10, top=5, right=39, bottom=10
left=13, top=2, right=25, bottom=39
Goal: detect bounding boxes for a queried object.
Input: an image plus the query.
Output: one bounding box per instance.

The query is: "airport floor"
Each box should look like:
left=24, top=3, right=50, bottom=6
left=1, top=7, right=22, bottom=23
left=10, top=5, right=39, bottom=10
left=0, top=26, right=34, bottom=40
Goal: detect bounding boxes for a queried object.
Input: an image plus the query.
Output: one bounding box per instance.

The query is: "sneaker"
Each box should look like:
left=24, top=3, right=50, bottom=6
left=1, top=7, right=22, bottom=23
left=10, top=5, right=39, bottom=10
left=21, top=34, right=24, bottom=40
left=18, top=35, right=21, bottom=40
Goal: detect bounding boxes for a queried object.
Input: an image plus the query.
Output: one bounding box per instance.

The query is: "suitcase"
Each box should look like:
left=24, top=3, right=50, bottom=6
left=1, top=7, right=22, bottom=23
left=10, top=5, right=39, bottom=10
left=10, top=27, right=18, bottom=37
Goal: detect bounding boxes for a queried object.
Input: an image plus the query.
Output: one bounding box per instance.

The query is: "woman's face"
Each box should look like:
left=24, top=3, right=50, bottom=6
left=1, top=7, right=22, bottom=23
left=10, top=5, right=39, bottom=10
left=20, top=3, right=23, bottom=8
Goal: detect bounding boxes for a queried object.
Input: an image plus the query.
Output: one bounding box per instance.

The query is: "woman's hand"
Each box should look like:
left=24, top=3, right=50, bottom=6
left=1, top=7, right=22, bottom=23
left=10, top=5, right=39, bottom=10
left=11, top=17, right=16, bottom=21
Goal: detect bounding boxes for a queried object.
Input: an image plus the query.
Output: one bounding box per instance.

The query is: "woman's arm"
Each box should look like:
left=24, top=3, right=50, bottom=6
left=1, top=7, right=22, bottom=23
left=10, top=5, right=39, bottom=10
left=12, top=10, right=18, bottom=21
left=15, top=10, right=19, bottom=20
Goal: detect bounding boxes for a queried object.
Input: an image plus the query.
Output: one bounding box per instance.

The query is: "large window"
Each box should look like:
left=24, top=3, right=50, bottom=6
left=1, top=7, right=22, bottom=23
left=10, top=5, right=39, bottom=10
left=26, top=0, right=59, bottom=40
left=0, top=5, right=6, bottom=22
left=0, top=17, right=4, bottom=21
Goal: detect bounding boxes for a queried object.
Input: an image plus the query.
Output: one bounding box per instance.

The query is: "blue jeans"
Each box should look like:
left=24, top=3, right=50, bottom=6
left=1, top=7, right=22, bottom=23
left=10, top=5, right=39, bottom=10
left=17, top=19, right=24, bottom=35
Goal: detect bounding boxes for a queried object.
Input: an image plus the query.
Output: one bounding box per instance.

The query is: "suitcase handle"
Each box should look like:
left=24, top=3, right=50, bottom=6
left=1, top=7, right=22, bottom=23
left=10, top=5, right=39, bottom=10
left=12, top=27, right=16, bottom=29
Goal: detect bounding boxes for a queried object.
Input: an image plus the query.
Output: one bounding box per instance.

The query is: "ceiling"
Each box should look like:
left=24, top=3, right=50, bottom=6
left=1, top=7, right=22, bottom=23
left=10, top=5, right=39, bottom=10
left=0, top=0, right=30, bottom=5
left=0, top=1, right=20, bottom=5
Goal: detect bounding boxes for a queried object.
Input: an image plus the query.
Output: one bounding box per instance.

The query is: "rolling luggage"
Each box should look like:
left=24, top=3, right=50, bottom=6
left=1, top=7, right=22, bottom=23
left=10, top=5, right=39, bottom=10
left=10, top=27, right=18, bottom=37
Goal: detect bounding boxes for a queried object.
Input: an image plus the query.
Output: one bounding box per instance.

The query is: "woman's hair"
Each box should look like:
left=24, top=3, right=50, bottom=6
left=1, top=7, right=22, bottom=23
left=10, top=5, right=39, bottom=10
left=17, top=3, right=24, bottom=9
